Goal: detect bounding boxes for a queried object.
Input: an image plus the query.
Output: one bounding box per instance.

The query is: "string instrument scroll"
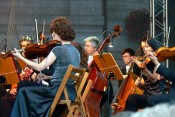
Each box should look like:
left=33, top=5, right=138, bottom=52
left=39, top=21, right=46, bottom=45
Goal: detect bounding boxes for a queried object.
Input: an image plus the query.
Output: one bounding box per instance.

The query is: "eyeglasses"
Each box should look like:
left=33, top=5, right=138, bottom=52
left=84, top=44, right=94, bottom=48
left=84, top=45, right=90, bottom=48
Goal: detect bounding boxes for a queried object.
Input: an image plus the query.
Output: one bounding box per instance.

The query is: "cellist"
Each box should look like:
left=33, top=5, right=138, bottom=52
left=84, top=36, right=114, bottom=116
left=125, top=37, right=166, bottom=111
left=84, top=36, right=100, bottom=66
left=118, top=48, right=141, bottom=87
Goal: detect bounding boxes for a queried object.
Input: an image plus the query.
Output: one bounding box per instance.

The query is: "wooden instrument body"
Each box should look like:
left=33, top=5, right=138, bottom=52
left=114, top=74, right=135, bottom=112
left=84, top=66, right=107, bottom=117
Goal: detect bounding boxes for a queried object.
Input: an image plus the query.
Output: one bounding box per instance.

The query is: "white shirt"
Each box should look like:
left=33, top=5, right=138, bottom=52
left=87, top=56, right=93, bottom=65
left=126, top=65, right=130, bottom=74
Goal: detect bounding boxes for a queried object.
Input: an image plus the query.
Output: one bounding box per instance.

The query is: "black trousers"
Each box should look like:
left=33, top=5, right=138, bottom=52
left=1, top=81, right=41, bottom=117
left=1, top=93, right=15, bottom=117
left=125, top=94, right=149, bottom=112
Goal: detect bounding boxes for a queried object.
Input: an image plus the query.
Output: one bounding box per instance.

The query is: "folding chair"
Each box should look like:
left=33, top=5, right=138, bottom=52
left=71, top=79, right=93, bottom=117
left=49, top=64, right=88, bottom=117
left=66, top=70, right=89, bottom=117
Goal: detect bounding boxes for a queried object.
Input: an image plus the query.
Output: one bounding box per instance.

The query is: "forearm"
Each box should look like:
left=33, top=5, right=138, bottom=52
left=142, top=68, right=158, bottom=83
left=157, top=64, right=175, bottom=83
left=18, top=55, right=43, bottom=71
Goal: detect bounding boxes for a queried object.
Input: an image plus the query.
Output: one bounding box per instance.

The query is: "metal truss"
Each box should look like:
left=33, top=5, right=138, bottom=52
left=149, top=0, right=169, bottom=46
left=149, top=0, right=169, bottom=67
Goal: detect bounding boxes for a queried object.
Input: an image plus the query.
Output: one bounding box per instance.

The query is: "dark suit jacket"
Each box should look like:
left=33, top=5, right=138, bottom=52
left=118, top=64, right=141, bottom=87
left=157, top=64, right=175, bottom=92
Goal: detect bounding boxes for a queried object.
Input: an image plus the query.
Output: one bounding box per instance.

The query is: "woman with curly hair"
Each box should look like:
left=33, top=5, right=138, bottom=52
left=11, top=16, right=80, bottom=117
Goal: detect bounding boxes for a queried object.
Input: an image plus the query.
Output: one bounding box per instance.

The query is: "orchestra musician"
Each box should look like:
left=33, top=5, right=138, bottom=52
left=84, top=36, right=114, bottom=116
left=19, top=35, right=32, bottom=56
left=11, top=16, right=80, bottom=117
left=1, top=35, right=37, bottom=117
left=146, top=50, right=175, bottom=106
left=84, top=36, right=100, bottom=66
left=124, top=37, right=165, bottom=111
left=118, top=48, right=141, bottom=87
left=11, top=35, right=53, bottom=95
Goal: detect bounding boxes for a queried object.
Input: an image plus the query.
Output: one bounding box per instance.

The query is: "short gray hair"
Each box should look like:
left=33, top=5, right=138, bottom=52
left=84, top=36, right=100, bottom=48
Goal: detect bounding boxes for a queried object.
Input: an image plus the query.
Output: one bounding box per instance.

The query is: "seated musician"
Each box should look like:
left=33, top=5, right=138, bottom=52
left=84, top=36, right=114, bottom=116
left=19, top=35, right=32, bottom=55
left=11, top=35, right=52, bottom=94
left=124, top=37, right=166, bottom=111
left=118, top=48, right=141, bottom=87
left=146, top=49, right=175, bottom=106
left=11, top=16, right=80, bottom=117
left=71, top=42, right=88, bottom=69
left=1, top=35, right=33, bottom=117
left=1, top=35, right=53, bottom=117
left=84, top=36, right=100, bottom=66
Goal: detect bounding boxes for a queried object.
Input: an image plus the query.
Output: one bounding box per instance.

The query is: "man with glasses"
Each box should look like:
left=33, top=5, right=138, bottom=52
left=84, top=36, right=100, bottom=66
left=84, top=36, right=114, bottom=116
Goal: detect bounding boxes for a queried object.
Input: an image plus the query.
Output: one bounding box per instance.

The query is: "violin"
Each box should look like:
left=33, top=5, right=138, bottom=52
left=136, top=46, right=175, bottom=67
left=24, top=40, right=61, bottom=59
left=155, top=46, right=175, bottom=62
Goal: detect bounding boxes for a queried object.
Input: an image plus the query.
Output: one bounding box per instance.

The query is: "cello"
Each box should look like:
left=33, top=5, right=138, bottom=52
left=84, top=25, right=122, bottom=117
left=111, top=49, right=141, bottom=114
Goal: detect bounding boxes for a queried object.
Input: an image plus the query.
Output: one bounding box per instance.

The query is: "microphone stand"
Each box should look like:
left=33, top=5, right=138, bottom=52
left=106, top=71, right=115, bottom=117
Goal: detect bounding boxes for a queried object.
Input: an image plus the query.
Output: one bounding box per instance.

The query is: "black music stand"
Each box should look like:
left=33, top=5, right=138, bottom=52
left=93, top=53, right=124, bottom=117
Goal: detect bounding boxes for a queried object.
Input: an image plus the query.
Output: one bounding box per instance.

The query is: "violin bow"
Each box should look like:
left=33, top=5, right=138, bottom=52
left=35, top=19, right=39, bottom=45
left=35, top=19, right=43, bottom=83
left=41, top=20, right=45, bottom=45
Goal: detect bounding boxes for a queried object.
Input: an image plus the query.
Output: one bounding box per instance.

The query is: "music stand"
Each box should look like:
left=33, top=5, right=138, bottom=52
left=0, top=55, right=20, bottom=84
left=93, top=53, right=124, bottom=117
left=93, top=53, right=124, bottom=80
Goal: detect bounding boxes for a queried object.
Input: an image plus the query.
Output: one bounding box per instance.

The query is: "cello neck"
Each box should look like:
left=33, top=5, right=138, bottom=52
left=127, top=62, right=135, bottom=75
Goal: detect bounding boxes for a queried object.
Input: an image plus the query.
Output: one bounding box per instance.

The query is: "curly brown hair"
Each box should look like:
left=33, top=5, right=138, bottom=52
left=50, top=16, right=75, bottom=41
